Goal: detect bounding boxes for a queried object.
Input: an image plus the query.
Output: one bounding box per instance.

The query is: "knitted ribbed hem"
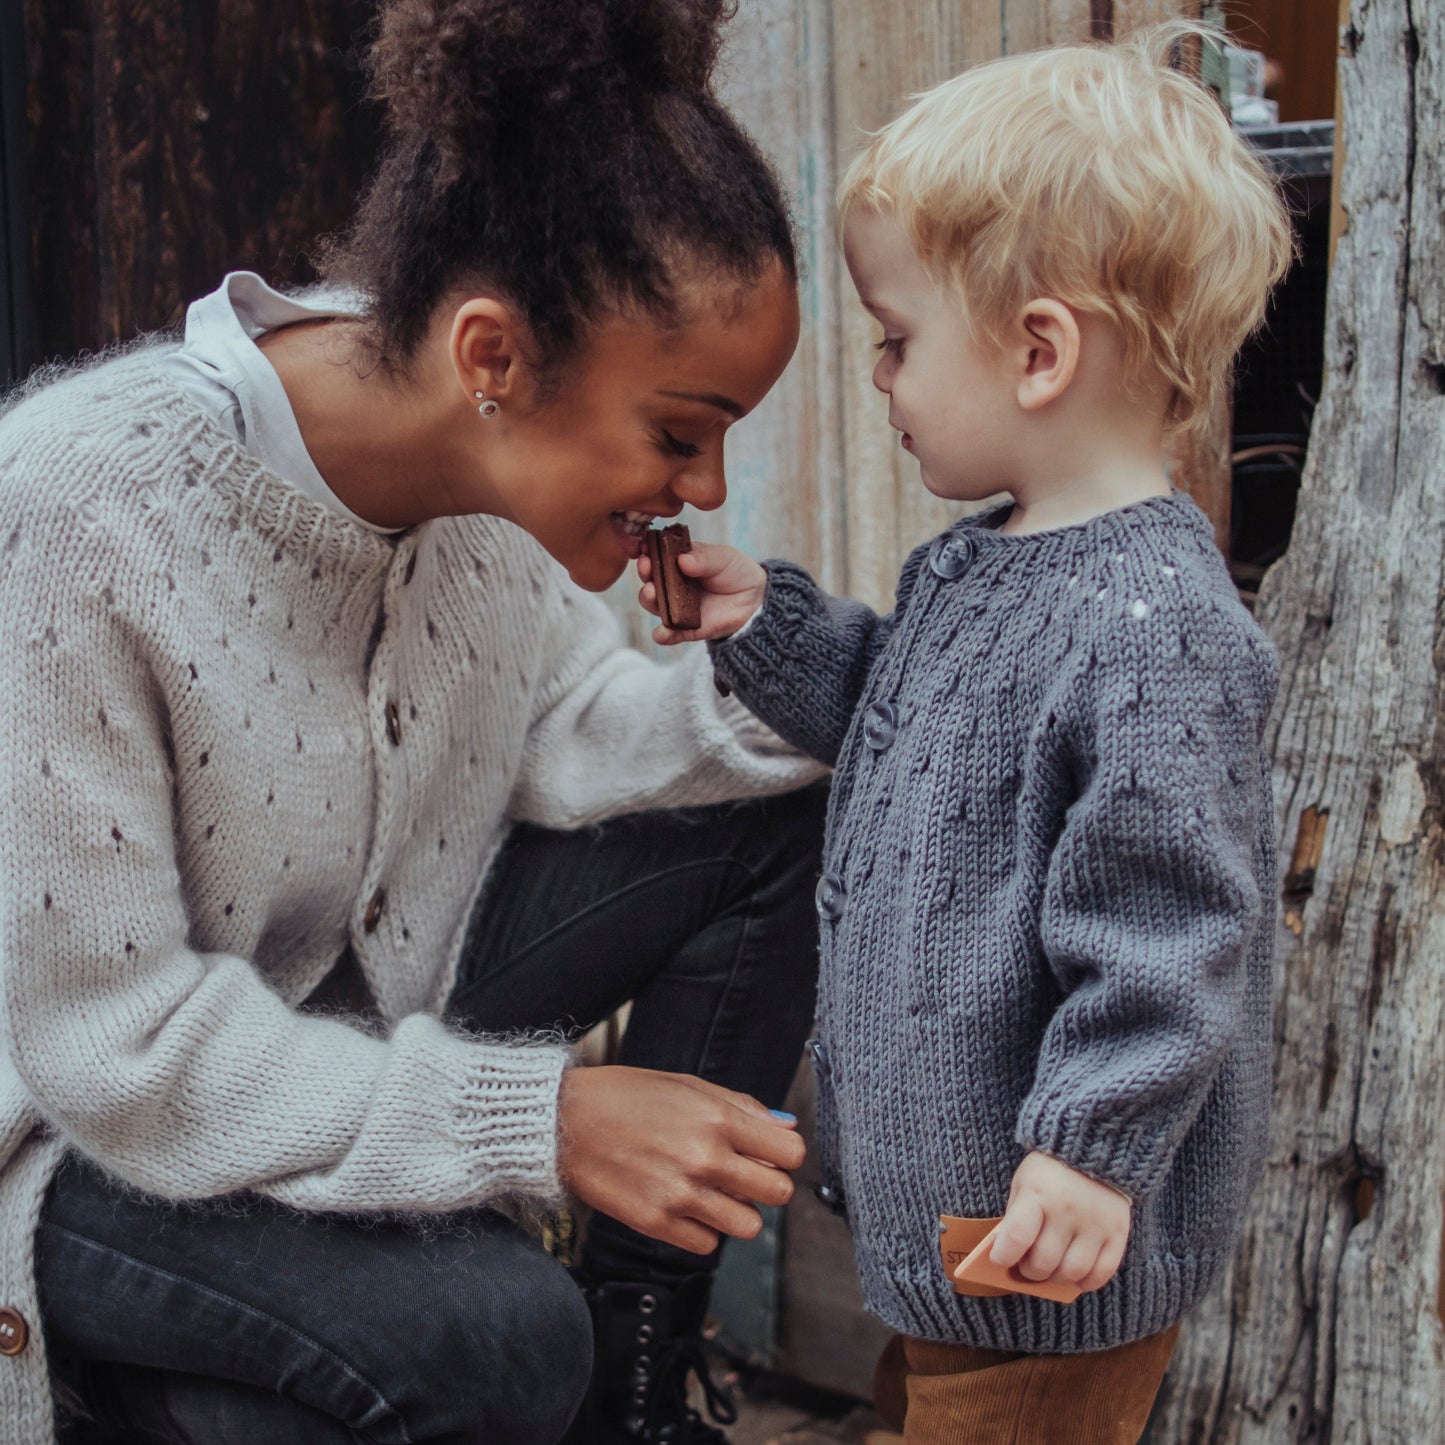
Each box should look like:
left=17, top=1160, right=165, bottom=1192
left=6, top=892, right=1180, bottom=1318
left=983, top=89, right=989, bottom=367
left=710, top=562, right=824, bottom=688
left=709, top=561, right=873, bottom=765
left=454, top=1044, right=569, bottom=1200
left=857, top=1244, right=1229, bottom=1354
left=0, top=1132, right=67, bottom=1445
left=1014, top=1112, right=1174, bottom=1204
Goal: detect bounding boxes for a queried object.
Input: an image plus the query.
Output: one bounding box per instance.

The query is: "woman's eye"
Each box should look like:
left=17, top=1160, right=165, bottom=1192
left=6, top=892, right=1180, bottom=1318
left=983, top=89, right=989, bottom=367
left=660, top=430, right=702, bottom=459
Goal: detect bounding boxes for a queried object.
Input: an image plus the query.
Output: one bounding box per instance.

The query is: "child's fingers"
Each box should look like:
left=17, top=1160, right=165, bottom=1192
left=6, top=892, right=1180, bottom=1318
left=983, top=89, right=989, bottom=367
left=672, top=540, right=733, bottom=578
left=1078, top=1235, right=1127, bottom=1293
left=989, top=1196, right=1045, bottom=1269
left=1057, top=1234, right=1103, bottom=1285
left=677, top=541, right=768, bottom=596
left=1014, top=1221, right=1071, bottom=1282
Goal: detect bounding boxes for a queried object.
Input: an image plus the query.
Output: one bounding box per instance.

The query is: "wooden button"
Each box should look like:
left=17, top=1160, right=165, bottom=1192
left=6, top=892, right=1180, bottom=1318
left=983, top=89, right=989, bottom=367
left=385, top=700, right=402, bottom=747
left=363, top=889, right=386, bottom=933
left=0, top=1307, right=28, bottom=1356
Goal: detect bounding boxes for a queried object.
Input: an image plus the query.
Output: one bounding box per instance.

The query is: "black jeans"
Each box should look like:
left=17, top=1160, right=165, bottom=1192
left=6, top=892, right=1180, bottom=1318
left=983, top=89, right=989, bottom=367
left=36, top=786, right=826, bottom=1445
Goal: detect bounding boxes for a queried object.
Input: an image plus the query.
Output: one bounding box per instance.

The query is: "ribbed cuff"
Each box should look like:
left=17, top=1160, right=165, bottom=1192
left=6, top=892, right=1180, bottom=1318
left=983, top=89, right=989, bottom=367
left=1014, top=1106, right=1172, bottom=1204
left=455, top=1044, right=570, bottom=1200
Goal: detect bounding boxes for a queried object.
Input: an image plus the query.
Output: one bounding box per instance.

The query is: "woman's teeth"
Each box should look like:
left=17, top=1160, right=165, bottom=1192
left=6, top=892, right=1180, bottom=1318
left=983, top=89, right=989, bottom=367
left=614, top=512, right=656, bottom=538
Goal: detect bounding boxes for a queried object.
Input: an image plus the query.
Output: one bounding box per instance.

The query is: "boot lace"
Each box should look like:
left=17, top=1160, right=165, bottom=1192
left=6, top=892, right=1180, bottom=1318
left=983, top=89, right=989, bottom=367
left=629, top=1333, right=738, bottom=1444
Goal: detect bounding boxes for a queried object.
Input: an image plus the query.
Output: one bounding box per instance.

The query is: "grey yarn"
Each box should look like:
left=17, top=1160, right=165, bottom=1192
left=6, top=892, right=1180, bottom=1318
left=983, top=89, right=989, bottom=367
left=711, top=493, right=1279, bottom=1352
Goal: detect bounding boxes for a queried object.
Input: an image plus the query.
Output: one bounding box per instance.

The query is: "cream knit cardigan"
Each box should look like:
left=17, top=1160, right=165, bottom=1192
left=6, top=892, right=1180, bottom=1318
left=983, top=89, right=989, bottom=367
left=0, top=353, right=818, bottom=1443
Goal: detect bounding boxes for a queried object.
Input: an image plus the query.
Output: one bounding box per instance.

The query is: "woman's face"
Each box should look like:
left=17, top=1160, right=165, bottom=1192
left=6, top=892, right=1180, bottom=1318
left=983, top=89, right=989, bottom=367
left=474, top=262, right=800, bottom=592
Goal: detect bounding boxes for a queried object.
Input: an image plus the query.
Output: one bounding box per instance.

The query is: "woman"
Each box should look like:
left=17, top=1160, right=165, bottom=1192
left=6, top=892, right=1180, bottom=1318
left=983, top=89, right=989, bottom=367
left=0, top=2, right=827, bottom=1442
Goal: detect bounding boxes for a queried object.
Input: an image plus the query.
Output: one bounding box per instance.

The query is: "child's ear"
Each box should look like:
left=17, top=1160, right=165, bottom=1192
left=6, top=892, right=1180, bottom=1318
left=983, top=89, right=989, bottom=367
left=1014, top=299, right=1080, bottom=412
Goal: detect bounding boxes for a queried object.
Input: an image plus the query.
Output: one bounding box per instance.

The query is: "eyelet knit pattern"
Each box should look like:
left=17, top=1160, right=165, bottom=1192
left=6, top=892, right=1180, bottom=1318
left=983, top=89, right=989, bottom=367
left=711, top=493, right=1280, bottom=1353
left=0, top=352, right=819, bottom=1443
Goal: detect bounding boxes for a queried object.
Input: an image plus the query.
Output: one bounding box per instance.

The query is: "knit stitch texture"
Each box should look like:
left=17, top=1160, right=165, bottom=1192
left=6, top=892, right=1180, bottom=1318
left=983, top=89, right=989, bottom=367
left=0, top=350, right=819, bottom=1444
left=711, top=493, right=1279, bottom=1352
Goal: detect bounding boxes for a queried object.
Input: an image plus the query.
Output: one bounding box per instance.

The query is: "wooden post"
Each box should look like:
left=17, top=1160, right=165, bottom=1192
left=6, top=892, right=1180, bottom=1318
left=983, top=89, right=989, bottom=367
left=22, top=0, right=379, bottom=362
left=1147, top=1, right=1445, bottom=1436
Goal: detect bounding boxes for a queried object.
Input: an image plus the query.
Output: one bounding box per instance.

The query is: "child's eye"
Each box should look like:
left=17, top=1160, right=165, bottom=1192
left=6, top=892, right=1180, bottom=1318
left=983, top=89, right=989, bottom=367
left=874, top=337, right=906, bottom=359
left=659, top=430, right=702, bottom=459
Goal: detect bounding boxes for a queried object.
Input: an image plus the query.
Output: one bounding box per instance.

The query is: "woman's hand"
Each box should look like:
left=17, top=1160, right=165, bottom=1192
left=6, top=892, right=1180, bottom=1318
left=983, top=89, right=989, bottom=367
left=557, top=1065, right=803, bottom=1254
left=988, top=1150, right=1132, bottom=1293
left=637, top=542, right=768, bottom=645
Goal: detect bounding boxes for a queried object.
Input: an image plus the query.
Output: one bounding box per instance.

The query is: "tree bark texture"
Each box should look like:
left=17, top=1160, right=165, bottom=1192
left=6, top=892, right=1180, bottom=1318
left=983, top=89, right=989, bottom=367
left=22, top=0, right=379, bottom=362
left=1148, top=2, right=1445, bottom=1440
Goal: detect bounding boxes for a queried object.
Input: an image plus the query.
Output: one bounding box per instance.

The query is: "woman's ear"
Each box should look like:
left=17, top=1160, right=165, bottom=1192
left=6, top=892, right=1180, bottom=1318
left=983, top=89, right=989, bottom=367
left=1015, top=299, right=1080, bottom=413
left=449, top=298, right=527, bottom=409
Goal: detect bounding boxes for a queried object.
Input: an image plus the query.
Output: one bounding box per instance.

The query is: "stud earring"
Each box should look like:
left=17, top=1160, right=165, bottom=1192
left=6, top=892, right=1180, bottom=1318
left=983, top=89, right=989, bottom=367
left=474, top=390, right=500, bottom=419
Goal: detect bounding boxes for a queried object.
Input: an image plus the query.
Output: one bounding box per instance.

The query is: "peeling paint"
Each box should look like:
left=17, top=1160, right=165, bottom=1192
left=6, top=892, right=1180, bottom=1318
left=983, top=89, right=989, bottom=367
left=1380, top=759, right=1426, bottom=846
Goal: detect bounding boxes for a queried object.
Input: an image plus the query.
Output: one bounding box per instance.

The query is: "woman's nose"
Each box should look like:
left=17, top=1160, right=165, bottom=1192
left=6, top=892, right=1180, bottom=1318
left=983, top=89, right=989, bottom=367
left=675, top=454, right=728, bottom=512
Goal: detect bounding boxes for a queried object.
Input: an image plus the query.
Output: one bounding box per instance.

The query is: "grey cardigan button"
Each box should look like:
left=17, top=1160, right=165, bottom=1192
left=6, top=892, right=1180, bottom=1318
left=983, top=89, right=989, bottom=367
left=806, top=1037, right=830, bottom=1076
left=864, top=701, right=899, bottom=751
left=814, top=1183, right=846, bottom=1216
left=929, top=534, right=974, bottom=580
left=815, top=873, right=846, bottom=923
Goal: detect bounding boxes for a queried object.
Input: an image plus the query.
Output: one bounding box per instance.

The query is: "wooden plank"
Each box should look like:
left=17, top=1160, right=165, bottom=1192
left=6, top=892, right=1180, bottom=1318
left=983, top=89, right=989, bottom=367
left=716, top=0, right=845, bottom=590
left=829, top=0, right=1008, bottom=610
left=23, top=0, right=379, bottom=360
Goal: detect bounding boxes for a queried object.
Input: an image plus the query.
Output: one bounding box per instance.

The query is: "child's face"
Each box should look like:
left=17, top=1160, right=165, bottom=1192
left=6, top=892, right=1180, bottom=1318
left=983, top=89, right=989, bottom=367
left=843, top=208, right=1019, bottom=501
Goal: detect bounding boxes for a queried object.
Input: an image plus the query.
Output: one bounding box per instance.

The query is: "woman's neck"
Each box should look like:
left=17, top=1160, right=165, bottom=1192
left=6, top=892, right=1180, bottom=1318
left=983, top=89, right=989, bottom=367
left=256, top=322, right=495, bottom=529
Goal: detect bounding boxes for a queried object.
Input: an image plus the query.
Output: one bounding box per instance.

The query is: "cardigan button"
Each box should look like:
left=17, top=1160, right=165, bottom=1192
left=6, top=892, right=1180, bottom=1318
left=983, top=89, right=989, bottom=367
left=385, top=700, right=402, bottom=747
left=363, top=889, right=386, bottom=934
left=806, top=1038, right=830, bottom=1077
left=929, top=533, right=974, bottom=580
left=813, top=1183, right=846, bottom=1216
left=0, top=1307, right=28, bottom=1355
left=863, top=701, right=899, bottom=751
left=814, top=873, right=846, bottom=923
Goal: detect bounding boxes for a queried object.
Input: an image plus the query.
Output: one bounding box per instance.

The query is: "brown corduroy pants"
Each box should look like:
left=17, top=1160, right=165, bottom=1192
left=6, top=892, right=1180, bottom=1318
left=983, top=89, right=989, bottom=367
left=872, top=1325, right=1180, bottom=1444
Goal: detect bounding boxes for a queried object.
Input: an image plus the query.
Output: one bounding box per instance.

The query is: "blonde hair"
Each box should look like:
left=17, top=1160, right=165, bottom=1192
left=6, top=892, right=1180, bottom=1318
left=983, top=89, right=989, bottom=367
left=838, top=24, right=1294, bottom=437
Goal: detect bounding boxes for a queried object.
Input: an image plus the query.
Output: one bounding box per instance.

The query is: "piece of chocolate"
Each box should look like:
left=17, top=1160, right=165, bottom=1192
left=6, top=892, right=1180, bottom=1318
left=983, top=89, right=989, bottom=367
left=645, top=524, right=702, bottom=631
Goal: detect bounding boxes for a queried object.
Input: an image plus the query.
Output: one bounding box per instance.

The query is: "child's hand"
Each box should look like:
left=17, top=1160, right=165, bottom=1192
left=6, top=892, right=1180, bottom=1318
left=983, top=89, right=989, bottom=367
left=637, top=541, right=768, bottom=644
left=990, top=1151, right=1132, bottom=1294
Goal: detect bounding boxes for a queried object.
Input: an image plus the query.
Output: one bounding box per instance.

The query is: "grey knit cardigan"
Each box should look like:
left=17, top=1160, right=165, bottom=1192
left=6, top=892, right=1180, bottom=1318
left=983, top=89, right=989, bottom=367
left=711, top=493, right=1279, bottom=1352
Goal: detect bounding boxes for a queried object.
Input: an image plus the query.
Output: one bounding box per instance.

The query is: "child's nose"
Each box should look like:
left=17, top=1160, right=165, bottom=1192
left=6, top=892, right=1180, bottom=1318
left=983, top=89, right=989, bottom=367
left=871, top=357, right=893, bottom=395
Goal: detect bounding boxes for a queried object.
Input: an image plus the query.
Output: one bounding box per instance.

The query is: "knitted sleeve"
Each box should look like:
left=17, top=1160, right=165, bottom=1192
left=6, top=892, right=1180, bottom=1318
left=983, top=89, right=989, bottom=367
left=0, top=497, right=566, bottom=1210
left=705, top=544, right=932, bottom=766
left=510, top=567, right=825, bottom=828
left=1014, top=583, right=1279, bottom=1202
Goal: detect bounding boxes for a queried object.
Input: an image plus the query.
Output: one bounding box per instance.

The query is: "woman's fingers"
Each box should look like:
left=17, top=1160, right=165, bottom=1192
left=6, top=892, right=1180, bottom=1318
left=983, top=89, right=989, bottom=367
left=555, top=1066, right=804, bottom=1253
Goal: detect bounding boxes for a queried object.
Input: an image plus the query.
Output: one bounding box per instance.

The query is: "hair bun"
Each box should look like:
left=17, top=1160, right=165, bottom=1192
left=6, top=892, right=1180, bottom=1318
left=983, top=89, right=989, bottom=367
left=371, top=0, right=732, bottom=181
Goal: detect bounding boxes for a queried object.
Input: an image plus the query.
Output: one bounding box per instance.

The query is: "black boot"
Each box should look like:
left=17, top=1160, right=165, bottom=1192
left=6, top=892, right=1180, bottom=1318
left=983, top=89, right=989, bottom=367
left=569, top=1274, right=738, bottom=1444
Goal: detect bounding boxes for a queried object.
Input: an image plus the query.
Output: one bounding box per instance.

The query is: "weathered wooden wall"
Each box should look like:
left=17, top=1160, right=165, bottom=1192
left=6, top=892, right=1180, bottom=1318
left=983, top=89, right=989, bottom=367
left=22, top=0, right=378, bottom=361
left=1148, top=1, right=1445, bottom=1439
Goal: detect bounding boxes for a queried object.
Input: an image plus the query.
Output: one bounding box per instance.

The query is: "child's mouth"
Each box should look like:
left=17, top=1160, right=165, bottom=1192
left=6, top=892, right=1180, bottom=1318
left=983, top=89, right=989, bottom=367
left=901, top=433, right=914, bottom=451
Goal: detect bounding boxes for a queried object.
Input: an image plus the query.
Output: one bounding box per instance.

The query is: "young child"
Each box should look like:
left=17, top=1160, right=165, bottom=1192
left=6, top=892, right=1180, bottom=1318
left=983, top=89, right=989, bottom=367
left=638, top=26, right=1293, bottom=1445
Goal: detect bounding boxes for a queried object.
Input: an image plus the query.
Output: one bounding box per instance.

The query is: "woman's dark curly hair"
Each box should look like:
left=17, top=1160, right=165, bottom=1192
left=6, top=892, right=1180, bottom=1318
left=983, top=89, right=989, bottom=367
left=322, top=0, right=797, bottom=377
